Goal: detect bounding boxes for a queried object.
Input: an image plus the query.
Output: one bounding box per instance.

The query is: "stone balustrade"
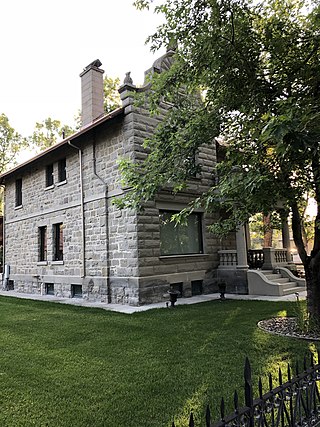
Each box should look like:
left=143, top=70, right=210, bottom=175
left=218, top=250, right=238, bottom=268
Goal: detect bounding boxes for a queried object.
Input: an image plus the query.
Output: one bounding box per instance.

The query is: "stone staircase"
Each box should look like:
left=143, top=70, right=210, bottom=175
left=247, top=267, right=306, bottom=297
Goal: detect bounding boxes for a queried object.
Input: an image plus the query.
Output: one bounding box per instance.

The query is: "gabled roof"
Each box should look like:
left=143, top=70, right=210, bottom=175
left=0, top=107, right=124, bottom=183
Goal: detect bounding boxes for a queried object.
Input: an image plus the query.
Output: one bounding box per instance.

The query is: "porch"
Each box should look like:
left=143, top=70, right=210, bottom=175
left=217, top=222, right=306, bottom=296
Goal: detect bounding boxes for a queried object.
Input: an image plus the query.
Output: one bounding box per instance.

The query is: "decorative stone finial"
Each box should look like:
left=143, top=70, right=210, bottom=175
left=124, top=72, right=133, bottom=85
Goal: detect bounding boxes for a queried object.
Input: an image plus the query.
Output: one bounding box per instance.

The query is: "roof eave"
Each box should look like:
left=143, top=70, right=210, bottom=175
left=0, top=107, right=125, bottom=184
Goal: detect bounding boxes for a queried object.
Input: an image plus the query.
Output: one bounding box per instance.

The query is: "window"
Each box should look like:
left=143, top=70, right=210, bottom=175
left=45, top=283, right=54, bottom=295
left=159, top=210, right=203, bottom=256
left=38, top=226, right=47, bottom=261
left=191, top=280, right=203, bottom=296
left=46, top=163, right=54, bottom=187
left=58, top=158, right=66, bottom=182
left=15, top=178, right=22, bottom=207
left=53, top=223, right=63, bottom=261
left=71, top=284, right=82, bottom=298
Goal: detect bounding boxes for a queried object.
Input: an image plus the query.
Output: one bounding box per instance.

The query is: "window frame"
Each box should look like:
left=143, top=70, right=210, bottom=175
left=15, top=178, right=22, bottom=207
left=46, top=163, right=54, bottom=188
left=38, top=226, right=47, bottom=262
left=53, top=223, right=63, bottom=261
left=159, top=209, right=204, bottom=256
left=58, top=158, right=66, bottom=183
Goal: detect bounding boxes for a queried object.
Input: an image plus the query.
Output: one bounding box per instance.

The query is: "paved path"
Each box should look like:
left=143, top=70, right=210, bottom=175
left=0, top=289, right=306, bottom=314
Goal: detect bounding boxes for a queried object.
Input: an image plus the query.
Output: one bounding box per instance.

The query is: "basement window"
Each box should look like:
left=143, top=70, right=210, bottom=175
left=71, top=284, right=82, bottom=298
left=45, top=283, right=54, bottom=295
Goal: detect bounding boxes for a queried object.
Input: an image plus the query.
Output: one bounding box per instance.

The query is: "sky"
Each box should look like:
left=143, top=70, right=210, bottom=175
left=0, top=0, right=164, bottom=137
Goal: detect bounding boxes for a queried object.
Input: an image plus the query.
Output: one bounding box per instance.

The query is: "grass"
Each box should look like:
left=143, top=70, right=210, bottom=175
left=0, top=296, right=315, bottom=427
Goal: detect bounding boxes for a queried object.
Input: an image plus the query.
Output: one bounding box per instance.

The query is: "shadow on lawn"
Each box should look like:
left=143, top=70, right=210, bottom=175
left=0, top=296, right=314, bottom=427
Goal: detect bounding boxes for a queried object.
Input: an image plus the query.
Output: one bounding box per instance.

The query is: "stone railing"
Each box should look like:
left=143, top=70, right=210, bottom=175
left=218, top=250, right=238, bottom=268
left=262, top=247, right=290, bottom=270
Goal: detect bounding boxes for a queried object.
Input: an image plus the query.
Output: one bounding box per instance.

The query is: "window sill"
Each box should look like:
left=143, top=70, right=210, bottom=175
left=14, top=205, right=23, bottom=210
left=57, top=180, right=67, bottom=187
left=159, top=253, right=209, bottom=260
left=37, top=261, right=48, bottom=266
left=45, top=185, right=54, bottom=191
left=52, top=260, right=64, bottom=265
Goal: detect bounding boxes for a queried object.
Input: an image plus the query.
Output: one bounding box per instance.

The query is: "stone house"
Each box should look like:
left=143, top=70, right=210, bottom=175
left=0, top=52, right=226, bottom=305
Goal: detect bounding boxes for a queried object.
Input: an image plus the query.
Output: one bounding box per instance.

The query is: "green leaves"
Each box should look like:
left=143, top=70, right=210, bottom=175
left=29, top=117, right=74, bottom=152
left=0, top=113, right=27, bottom=173
left=122, top=0, right=320, bottom=249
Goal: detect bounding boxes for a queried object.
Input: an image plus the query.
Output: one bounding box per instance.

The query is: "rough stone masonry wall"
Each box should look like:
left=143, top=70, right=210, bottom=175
left=4, top=117, right=140, bottom=303
left=4, top=152, right=85, bottom=297
left=123, top=94, right=222, bottom=304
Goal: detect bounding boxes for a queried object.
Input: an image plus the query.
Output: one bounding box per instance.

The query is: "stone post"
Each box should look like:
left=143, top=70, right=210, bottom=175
left=236, top=224, right=249, bottom=270
left=262, top=247, right=276, bottom=270
left=281, top=216, right=292, bottom=262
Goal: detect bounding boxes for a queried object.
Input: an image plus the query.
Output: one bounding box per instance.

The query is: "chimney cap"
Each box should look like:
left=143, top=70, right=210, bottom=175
left=80, top=59, right=104, bottom=78
left=85, top=59, right=102, bottom=69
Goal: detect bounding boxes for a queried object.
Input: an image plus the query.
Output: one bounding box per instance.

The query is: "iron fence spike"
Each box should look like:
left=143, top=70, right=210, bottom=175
left=288, top=363, right=291, bottom=382
left=221, top=397, right=225, bottom=421
left=311, top=351, right=314, bottom=367
left=279, top=366, right=283, bottom=385
left=244, top=357, right=251, bottom=382
left=189, top=412, right=195, bottom=427
left=244, top=357, right=253, bottom=409
left=206, top=405, right=211, bottom=427
left=259, top=377, right=263, bottom=398
left=234, top=389, right=239, bottom=411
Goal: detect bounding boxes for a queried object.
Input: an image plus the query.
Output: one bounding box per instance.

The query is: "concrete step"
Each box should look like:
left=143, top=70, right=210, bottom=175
left=271, top=278, right=291, bottom=284
left=262, top=271, right=304, bottom=295
left=283, top=286, right=306, bottom=296
left=264, top=273, right=282, bottom=280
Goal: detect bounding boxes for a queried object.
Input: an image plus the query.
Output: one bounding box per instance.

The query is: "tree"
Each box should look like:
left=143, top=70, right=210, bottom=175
left=29, top=117, right=74, bottom=152
left=0, top=113, right=28, bottom=241
left=103, top=75, right=121, bottom=113
left=117, top=0, right=320, bottom=320
left=30, top=75, right=121, bottom=152
left=0, top=114, right=27, bottom=174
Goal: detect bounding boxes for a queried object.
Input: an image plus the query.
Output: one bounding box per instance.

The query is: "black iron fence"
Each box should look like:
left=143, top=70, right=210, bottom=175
left=172, top=353, right=320, bottom=427
left=247, top=250, right=264, bottom=269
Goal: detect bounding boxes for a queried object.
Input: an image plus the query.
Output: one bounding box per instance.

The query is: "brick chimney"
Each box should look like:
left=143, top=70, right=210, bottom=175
left=80, top=59, right=104, bottom=127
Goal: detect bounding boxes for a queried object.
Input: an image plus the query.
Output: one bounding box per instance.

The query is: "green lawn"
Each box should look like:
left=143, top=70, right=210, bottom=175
left=0, top=296, right=314, bottom=427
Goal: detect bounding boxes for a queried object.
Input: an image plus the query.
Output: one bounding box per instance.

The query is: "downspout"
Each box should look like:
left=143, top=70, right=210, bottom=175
left=0, top=184, right=5, bottom=284
left=92, top=131, right=111, bottom=303
left=68, top=141, right=86, bottom=278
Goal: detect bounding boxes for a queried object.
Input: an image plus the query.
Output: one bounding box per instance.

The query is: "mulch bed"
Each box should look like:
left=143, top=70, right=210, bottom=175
left=258, top=317, right=320, bottom=341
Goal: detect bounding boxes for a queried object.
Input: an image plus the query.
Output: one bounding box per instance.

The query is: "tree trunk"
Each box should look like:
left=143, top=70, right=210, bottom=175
left=304, top=256, right=320, bottom=320
left=263, top=213, right=273, bottom=247
left=291, top=193, right=320, bottom=320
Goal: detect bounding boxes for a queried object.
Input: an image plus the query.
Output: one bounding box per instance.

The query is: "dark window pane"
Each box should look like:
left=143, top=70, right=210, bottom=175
left=46, top=164, right=54, bottom=187
left=45, top=283, right=54, bottom=295
left=15, top=178, right=22, bottom=207
left=159, top=210, right=203, bottom=256
left=71, top=284, right=82, bottom=298
left=39, top=226, right=47, bottom=261
left=53, top=223, right=63, bottom=261
left=58, top=158, right=66, bottom=182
